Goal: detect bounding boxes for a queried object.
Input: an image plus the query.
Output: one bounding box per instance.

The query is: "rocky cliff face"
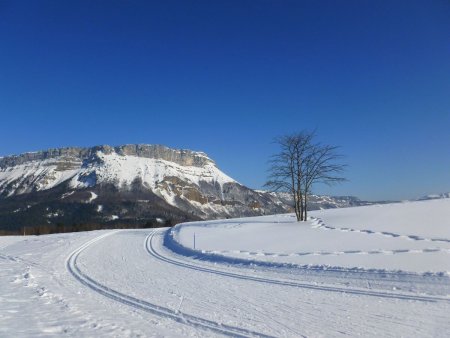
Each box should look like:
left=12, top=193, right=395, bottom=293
left=0, top=144, right=213, bottom=168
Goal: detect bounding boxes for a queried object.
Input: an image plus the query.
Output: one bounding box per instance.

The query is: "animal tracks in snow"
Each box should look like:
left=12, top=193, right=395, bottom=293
left=310, top=217, right=450, bottom=244
left=207, top=247, right=450, bottom=258
left=152, top=231, right=450, bottom=303
left=197, top=217, right=450, bottom=259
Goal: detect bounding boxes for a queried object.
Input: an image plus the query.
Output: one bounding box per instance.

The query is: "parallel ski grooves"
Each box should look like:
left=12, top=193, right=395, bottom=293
left=146, top=230, right=450, bottom=304
left=66, top=231, right=273, bottom=338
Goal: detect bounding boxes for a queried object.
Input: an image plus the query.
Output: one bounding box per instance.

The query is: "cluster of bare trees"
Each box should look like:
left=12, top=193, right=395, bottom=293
left=265, top=131, right=346, bottom=221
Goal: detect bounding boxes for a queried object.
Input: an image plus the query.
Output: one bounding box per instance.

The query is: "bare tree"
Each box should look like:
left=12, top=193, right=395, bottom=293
left=301, top=142, right=346, bottom=220
left=265, top=131, right=346, bottom=221
left=264, top=134, right=301, bottom=220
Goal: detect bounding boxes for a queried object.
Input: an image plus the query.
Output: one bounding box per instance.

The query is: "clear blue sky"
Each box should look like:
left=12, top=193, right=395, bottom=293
left=0, top=0, right=449, bottom=201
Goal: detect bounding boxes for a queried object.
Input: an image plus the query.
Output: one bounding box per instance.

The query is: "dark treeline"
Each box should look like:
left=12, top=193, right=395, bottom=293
left=0, top=218, right=177, bottom=236
left=0, top=184, right=199, bottom=236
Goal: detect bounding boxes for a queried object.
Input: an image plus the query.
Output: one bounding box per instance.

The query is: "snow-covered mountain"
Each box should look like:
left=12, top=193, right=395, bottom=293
left=417, top=193, right=450, bottom=201
left=267, top=191, right=377, bottom=210
left=0, top=145, right=291, bottom=232
left=0, top=145, right=233, bottom=196
left=0, top=144, right=377, bottom=233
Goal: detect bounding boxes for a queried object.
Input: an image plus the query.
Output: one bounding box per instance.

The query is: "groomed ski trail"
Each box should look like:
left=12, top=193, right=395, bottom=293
left=146, top=230, right=450, bottom=304
left=66, top=230, right=274, bottom=338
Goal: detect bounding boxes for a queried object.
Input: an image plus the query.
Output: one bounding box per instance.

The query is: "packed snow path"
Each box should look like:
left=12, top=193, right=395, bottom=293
left=67, top=231, right=272, bottom=337
left=1, top=227, right=449, bottom=337
left=148, top=231, right=450, bottom=303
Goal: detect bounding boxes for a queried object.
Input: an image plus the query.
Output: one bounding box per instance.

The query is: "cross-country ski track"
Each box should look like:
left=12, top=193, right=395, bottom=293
left=57, top=227, right=450, bottom=337
left=66, top=230, right=274, bottom=337
left=3, top=200, right=450, bottom=337
left=145, top=230, right=450, bottom=303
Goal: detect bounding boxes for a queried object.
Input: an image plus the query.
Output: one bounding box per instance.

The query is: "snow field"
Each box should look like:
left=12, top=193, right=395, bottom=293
left=1, top=198, right=449, bottom=336
left=172, top=199, right=450, bottom=273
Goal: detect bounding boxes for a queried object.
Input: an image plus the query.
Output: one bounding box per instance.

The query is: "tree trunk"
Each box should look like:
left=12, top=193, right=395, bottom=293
left=297, top=189, right=303, bottom=221
left=293, top=189, right=300, bottom=221
left=300, top=195, right=304, bottom=221
left=304, top=197, right=308, bottom=221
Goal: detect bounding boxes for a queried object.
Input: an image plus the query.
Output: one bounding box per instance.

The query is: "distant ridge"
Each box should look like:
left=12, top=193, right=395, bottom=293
left=0, top=144, right=379, bottom=234
left=417, top=193, right=450, bottom=201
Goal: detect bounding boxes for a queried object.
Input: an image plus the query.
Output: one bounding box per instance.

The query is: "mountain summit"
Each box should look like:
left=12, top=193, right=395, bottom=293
left=0, top=144, right=236, bottom=201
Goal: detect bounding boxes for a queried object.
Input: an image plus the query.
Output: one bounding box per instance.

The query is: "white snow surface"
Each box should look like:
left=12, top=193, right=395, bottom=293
left=1, top=199, right=449, bottom=336
left=0, top=158, right=81, bottom=195
left=173, top=199, right=450, bottom=273
left=87, top=191, right=98, bottom=203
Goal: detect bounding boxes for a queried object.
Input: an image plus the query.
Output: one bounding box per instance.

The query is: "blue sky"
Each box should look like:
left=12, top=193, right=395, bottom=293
left=0, top=0, right=449, bottom=200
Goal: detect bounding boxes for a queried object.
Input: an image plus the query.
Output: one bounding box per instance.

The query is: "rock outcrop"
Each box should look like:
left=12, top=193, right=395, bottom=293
left=0, top=144, right=212, bottom=168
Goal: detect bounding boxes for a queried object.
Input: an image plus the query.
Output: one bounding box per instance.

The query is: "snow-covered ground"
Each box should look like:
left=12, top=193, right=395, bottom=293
left=1, top=199, right=449, bottom=336
left=172, top=199, right=450, bottom=274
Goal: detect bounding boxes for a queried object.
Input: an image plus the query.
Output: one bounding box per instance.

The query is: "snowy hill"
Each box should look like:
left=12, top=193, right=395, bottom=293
left=170, top=198, right=450, bottom=274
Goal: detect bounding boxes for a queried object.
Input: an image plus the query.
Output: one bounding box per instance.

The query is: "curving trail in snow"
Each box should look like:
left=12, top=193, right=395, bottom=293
left=64, top=228, right=450, bottom=336
left=147, top=230, right=450, bottom=303
left=1, top=224, right=450, bottom=336
left=66, top=230, right=273, bottom=337
left=172, top=200, right=450, bottom=273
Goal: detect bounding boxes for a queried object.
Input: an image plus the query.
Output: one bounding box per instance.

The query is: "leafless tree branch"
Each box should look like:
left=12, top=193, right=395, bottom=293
left=265, top=130, right=346, bottom=221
